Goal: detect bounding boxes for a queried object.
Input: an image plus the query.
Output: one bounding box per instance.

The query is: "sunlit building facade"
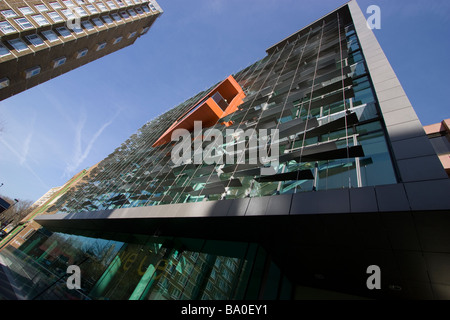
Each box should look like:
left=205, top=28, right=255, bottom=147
left=0, top=0, right=162, bottom=101
left=1, top=0, right=450, bottom=300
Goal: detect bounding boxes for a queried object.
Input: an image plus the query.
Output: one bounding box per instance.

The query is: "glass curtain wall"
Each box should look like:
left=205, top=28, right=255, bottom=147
left=0, top=228, right=289, bottom=300
left=43, top=11, right=397, bottom=215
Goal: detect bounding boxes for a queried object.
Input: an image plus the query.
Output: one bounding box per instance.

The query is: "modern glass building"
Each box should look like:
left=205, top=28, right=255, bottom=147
left=1, top=0, right=450, bottom=300
left=0, top=0, right=162, bottom=101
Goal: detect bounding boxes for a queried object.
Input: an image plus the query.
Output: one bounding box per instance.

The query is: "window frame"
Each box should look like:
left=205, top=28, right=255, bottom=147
left=96, top=41, right=107, bottom=51
left=0, top=42, right=11, bottom=57
left=0, top=77, right=10, bottom=89
left=92, top=17, right=104, bottom=27
left=26, top=34, right=45, bottom=46
left=81, top=20, right=95, bottom=30
left=8, top=38, right=29, bottom=52
left=14, top=17, right=34, bottom=30
left=85, top=4, right=98, bottom=14
left=53, top=56, right=67, bottom=68
left=101, top=15, right=114, bottom=25
left=113, top=36, right=122, bottom=44
left=111, top=13, right=121, bottom=22
left=32, top=14, right=50, bottom=26
left=106, top=0, right=117, bottom=9
left=76, top=48, right=88, bottom=58
left=56, top=26, right=72, bottom=38
left=74, top=7, right=88, bottom=17
left=35, top=4, right=49, bottom=13
left=41, top=29, right=60, bottom=42
left=1, top=10, right=17, bottom=18
left=96, top=3, right=109, bottom=12
left=25, top=66, right=41, bottom=79
left=62, top=0, right=76, bottom=7
left=120, top=11, right=130, bottom=19
left=0, top=21, right=17, bottom=34
left=47, top=11, right=64, bottom=23
left=49, top=2, right=63, bottom=10
left=18, top=7, right=35, bottom=16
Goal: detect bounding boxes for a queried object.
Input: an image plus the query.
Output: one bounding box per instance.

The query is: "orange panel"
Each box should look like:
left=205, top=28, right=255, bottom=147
left=152, top=75, right=245, bottom=147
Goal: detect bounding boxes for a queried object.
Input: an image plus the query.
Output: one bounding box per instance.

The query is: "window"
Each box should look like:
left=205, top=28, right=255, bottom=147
left=429, top=135, right=450, bottom=155
left=135, top=7, right=143, bottom=15
left=86, top=4, right=98, bottom=13
left=127, top=9, right=137, bottom=17
left=71, top=24, right=84, bottom=34
left=32, top=14, right=50, bottom=26
left=116, top=0, right=125, bottom=7
left=111, top=13, right=121, bottom=21
left=141, top=5, right=150, bottom=13
left=49, top=2, right=63, bottom=10
left=1, top=10, right=17, bottom=18
left=53, top=56, right=66, bottom=68
left=102, top=15, right=113, bottom=24
left=92, top=17, right=104, bottom=27
left=120, top=11, right=129, bottom=19
left=76, top=48, right=88, bottom=58
left=75, top=0, right=86, bottom=4
left=62, top=9, right=75, bottom=19
left=82, top=20, right=95, bottom=30
left=62, top=0, right=75, bottom=7
left=74, top=7, right=88, bottom=17
left=106, top=1, right=117, bottom=9
left=26, top=34, right=45, bottom=46
left=0, top=42, right=10, bottom=57
left=8, top=38, right=29, bottom=52
left=56, top=26, right=72, bottom=37
left=124, top=0, right=133, bottom=5
left=0, top=21, right=16, bottom=34
left=127, top=31, right=136, bottom=38
left=35, top=4, right=49, bottom=12
left=113, top=36, right=122, bottom=44
left=0, top=77, right=10, bottom=89
left=42, top=30, right=59, bottom=42
left=24, top=66, right=41, bottom=79
left=19, top=7, right=34, bottom=15
left=15, top=18, right=33, bottom=30
left=96, top=41, right=106, bottom=51
left=140, top=26, right=149, bottom=34
left=96, top=3, right=108, bottom=12
left=48, top=12, right=64, bottom=23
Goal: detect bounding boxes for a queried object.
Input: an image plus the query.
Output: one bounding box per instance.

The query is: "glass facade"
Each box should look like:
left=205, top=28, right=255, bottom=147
left=2, top=4, right=402, bottom=301
left=0, top=229, right=289, bottom=300
left=43, top=12, right=397, bottom=216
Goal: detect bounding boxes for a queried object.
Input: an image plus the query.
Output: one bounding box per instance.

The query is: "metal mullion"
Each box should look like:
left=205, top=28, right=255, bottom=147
left=167, top=47, right=282, bottom=203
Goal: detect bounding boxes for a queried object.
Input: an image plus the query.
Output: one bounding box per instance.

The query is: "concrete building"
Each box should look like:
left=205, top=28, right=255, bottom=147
left=1, top=0, right=450, bottom=300
left=0, top=0, right=162, bottom=101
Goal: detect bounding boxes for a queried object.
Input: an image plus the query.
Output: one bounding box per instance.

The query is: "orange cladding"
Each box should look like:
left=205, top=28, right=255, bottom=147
left=152, top=75, right=245, bottom=147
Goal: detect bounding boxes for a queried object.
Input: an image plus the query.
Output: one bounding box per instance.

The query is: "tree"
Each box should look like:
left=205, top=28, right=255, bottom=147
left=0, top=195, right=36, bottom=228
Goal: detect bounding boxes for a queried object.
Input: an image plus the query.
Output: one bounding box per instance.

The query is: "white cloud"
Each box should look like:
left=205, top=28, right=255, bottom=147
left=63, top=109, right=121, bottom=177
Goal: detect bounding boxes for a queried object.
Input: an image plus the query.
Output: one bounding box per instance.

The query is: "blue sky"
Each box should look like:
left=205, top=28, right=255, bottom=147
left=0, top=0, right=449, bottom=203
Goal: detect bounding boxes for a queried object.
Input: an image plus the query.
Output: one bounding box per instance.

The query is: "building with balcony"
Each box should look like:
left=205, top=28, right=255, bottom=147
left=1, top=0, right=450, bottom=300
left=0, top=0, right=162, bottom=101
